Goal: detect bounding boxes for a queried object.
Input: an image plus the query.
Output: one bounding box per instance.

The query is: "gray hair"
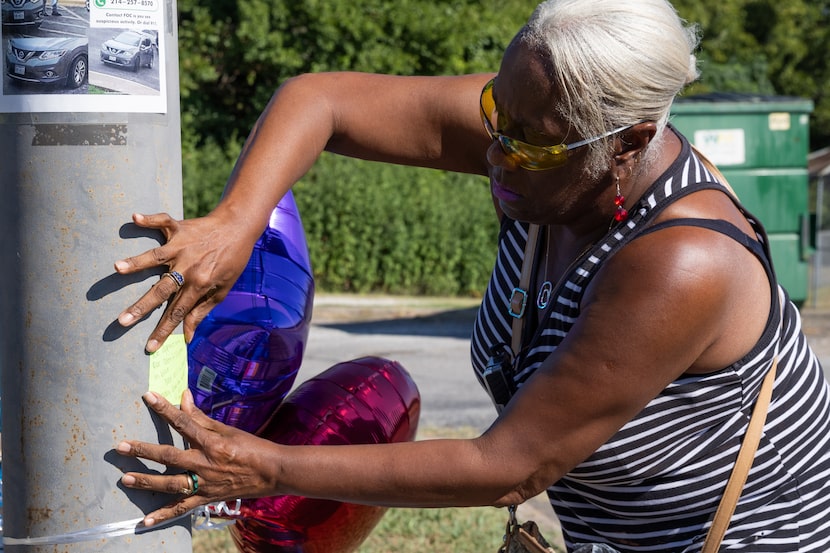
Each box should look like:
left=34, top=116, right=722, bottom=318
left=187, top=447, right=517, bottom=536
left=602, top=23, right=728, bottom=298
left=518, top=0, right=700, bottom=174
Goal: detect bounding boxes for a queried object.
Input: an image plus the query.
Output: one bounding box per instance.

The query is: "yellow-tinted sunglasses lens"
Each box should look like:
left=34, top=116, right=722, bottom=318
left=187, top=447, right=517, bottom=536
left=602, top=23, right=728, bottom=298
left=479, top=79, right=570, bottom=171
left=496, top=135, right=569, bottom=170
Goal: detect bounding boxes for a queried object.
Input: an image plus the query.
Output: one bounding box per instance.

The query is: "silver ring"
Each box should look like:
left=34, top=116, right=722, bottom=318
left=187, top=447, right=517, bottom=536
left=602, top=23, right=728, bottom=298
left=163, top=271, right=184, bottom=290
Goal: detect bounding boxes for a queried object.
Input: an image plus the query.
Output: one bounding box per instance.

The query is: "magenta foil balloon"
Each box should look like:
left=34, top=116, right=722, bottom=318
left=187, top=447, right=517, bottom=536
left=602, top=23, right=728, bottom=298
left=188, top=191, right=314, bottom=433
left=229, top=357, right=421, bottom=553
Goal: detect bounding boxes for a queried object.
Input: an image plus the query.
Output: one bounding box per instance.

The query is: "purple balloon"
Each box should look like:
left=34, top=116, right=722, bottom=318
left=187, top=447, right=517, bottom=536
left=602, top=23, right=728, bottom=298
left=188, top=191, right=314, bottom=433
left=228, top=357, right=421, bottom=553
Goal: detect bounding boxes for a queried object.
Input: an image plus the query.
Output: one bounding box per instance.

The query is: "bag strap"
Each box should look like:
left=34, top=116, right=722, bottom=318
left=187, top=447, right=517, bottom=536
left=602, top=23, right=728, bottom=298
left=694, top=142, right=782, bottom=551
left=510, top=224, right=540, bottom=356
left=691, top=144, right=738, bottom=199
left=500, top=225, right=541, bottom=549
left=700, top=356, right=777, bottom=553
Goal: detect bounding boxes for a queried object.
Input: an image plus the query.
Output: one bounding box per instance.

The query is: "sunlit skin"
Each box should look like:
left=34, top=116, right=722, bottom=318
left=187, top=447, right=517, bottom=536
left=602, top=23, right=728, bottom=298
left=484, top=43, right=617, bottom=229
left=114, top=38, right=771, bottom=528
left=485, top=46, right=631, bottom=279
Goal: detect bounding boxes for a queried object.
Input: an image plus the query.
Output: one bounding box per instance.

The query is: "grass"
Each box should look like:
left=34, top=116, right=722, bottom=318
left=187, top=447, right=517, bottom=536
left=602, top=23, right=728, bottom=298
left=87, top=84, right=119, bottom=95
left=190, top=429, right=566, bottom=553
left=192, top=504, right=567, bottom=552
left=192, top=506, right=510, bottom=552
left=192, top=526, right=236, bottom=553
left=356, top=506, right=511, bottom=552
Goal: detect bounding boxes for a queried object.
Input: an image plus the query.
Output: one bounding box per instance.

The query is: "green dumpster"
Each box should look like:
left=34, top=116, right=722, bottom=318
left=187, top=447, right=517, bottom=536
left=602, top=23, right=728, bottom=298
left=671, top=93, right=814, bottom=304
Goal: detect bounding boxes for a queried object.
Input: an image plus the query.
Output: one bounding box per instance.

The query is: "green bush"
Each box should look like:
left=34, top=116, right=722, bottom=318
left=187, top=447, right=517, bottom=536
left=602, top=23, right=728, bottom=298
left=181, top=129, right=243, bottom=219
left=176, top=0, right=523, bottom=297
left=177, top=0, right=538, bottom=150
left=180, top=147, right=500, bottom=296
left=294, top=154, right=499, bottom=296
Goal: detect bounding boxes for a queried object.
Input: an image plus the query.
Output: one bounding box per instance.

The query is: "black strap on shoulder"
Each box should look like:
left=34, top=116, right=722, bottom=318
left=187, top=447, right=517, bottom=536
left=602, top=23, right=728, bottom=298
left=640, top=217, right=762, bottom=255
left=637, top=217, right=774, bottom=281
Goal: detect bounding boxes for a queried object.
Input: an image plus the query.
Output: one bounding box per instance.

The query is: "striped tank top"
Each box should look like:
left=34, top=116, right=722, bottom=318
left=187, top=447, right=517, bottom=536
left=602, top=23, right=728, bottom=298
left=470, top=134, right=830, bottom=551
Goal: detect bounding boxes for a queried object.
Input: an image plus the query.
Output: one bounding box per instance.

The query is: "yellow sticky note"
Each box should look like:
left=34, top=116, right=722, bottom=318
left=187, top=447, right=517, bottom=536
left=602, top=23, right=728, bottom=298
left=148, top=334, right=188, bottom=405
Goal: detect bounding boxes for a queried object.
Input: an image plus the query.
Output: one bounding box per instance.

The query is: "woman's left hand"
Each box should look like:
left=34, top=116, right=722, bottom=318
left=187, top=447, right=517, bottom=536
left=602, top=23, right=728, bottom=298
left=117, top=390, right=278, bottom=527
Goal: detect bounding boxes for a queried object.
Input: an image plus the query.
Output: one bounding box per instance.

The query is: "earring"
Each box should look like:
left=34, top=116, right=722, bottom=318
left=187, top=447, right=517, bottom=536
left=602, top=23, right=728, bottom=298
left=614, top=176, right=628, bottom=222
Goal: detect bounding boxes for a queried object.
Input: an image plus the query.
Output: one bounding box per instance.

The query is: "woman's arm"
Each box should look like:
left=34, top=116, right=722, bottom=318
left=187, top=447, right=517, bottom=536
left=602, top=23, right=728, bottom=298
left=118, top=208, right=769, bottom=525
left=115, top=72, right=494, bottom=352
left=223, top=72, right=495, bottom=222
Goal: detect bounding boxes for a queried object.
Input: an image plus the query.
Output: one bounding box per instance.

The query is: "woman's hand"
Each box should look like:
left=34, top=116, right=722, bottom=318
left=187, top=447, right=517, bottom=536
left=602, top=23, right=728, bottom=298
left=114, top=211, right=259, bottom=352
left=117, top=390, right=278, bottom=527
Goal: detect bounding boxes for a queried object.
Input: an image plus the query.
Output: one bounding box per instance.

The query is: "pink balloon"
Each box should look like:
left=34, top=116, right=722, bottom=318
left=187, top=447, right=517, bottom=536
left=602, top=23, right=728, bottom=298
left=227, top=357, right=421, bottom=553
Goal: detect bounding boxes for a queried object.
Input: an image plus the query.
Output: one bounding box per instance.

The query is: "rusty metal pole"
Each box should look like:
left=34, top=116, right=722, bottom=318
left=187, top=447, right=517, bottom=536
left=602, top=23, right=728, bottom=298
left=0, top=0, right=190, bottom=549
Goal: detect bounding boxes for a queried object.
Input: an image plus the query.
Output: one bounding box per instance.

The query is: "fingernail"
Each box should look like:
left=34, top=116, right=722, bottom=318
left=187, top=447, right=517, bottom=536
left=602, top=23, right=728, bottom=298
left=121, top=474, right=136, bottom=485
left=118, top=312, right=134, bottom=326
left=114, top=260, right=129, bottom=272
left=116, top=442, right=131, bottom=453
left=143, top=391, right=159, bottom=405
left=146, top=339, right=159, bottom=352
left=144, top=517, right=155, bottom=527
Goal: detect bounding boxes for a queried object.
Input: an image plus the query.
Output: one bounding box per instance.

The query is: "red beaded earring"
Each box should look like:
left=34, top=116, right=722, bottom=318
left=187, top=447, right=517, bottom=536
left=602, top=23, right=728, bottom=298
left=614, top=176, right=628, bottom=222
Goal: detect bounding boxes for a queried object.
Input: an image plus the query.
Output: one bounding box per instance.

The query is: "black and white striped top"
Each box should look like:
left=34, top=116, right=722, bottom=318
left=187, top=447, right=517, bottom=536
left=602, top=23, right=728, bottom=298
left=470, top=132, right=830, bottom=551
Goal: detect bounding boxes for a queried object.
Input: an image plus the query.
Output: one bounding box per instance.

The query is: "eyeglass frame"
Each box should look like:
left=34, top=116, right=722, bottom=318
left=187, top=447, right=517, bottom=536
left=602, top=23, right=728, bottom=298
left=479, top=78, right=635, bottom=171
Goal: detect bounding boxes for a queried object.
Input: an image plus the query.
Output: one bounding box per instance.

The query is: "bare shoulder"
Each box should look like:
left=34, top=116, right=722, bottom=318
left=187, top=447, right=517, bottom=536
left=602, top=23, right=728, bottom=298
left=484, top=192, right=772, bottom=483
left=585, top=192, right=771, bottom=375
left=486, top=204, right=771, bottom=481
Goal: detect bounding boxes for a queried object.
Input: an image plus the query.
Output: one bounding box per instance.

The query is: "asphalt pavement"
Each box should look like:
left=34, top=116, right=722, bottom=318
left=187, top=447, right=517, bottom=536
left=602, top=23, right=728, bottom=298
left=299, top=294, right=830, bottom=432
left=299, top=295, right=494, bottom=431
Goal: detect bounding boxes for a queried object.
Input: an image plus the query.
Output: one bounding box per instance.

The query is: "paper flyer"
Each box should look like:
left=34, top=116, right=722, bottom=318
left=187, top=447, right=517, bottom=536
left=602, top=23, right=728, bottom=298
left=148, top=333, right=188, bottom=405
left=1, top=0, right=167, bottom=113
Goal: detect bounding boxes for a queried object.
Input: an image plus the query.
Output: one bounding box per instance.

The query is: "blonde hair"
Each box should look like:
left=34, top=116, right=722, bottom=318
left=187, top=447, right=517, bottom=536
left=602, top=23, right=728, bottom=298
left=519, top=0, right=699, bottom=173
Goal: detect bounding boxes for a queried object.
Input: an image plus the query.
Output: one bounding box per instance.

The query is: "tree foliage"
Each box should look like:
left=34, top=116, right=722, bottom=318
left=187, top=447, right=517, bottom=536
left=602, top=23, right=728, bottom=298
left=673, top=0, right=830, bottom=147
left=176, top=0, right=830, bottom=294
left=177, top=0, right=538, bottom=292
left=178, top=0, right=537, bottom=152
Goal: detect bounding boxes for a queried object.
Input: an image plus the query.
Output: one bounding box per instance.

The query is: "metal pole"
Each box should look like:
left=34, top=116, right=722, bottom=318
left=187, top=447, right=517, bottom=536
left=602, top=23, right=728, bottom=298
left=0, top=0, right=190, bottom=549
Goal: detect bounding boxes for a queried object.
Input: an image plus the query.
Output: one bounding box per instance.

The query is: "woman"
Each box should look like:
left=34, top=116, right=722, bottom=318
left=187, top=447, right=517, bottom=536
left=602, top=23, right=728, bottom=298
left=115, top=0, right=830, bottom=550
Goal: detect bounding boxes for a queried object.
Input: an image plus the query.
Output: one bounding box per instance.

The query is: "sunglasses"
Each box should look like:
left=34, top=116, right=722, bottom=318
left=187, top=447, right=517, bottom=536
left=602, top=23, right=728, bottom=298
left=479, top=78, right=633, bottom=171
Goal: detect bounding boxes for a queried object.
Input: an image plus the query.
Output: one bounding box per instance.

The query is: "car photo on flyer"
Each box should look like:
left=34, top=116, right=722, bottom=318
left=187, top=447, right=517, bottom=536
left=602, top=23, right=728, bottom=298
left=0, top=0, right=166, bottom=113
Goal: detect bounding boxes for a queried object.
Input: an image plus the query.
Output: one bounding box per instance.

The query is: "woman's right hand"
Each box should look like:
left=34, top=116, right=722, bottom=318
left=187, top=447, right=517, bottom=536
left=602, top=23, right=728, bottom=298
left=114, top=210, right=259, bottom=352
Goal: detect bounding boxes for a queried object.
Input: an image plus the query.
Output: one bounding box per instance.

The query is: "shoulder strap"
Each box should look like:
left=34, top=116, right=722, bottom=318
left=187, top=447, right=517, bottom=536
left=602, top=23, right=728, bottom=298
left=514, top=150, right=771, bottom=550
left=701, top=356, right=777, bottom=552
left=701, top=289, right=783, bottom=552
left=638, top=218, right=770, bottom=272
left=690, top=144, right=782, bottom=551
left=510, top=224, right=540, bottom=355
left=691, top=144, right=738, bottom=198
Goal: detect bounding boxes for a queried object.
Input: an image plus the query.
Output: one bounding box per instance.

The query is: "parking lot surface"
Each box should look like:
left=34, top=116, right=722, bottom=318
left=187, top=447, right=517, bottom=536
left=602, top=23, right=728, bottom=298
left=300, top=294, right=830, bottom=431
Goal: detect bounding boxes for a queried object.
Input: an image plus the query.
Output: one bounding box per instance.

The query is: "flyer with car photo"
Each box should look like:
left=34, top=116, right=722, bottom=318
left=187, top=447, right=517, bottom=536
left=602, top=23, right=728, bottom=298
left=0, top=0, right=166, bottom=113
